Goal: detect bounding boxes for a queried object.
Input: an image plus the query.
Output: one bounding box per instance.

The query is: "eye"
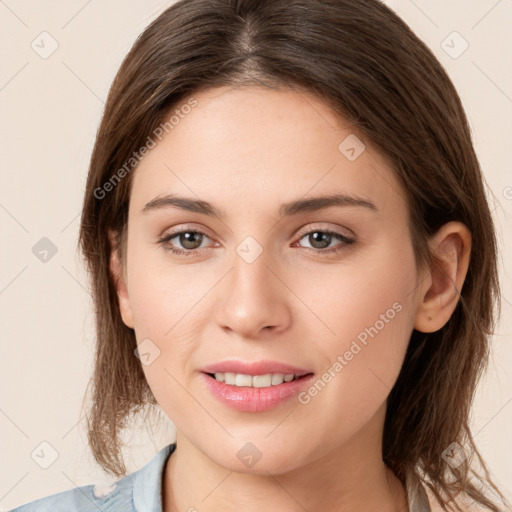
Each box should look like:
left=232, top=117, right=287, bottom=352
left=157, top=226, right=355, bottom=257
left=293, top=229, right=355, bottom=254
left=157, top=229, right=217, bottom=255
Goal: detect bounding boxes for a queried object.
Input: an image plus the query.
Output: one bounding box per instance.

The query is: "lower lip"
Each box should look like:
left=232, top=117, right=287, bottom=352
left=201, top=372, right=315, bottom=412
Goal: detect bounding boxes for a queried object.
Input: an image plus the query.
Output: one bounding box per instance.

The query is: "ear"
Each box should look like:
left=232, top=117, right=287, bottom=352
left=414, top=221, right=472, bottom=333
left=108, top=229, right=134, bottom=329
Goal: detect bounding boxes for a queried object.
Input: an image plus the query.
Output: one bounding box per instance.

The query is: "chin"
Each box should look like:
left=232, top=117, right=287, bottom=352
left=209, top=441, right=302, bottom=475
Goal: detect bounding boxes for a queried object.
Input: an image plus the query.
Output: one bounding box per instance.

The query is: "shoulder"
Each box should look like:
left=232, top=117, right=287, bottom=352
left=412, top=473, right=491, bottom=512
left=8, top=443, right=176, bottom=512
left=7, top=476, right=134, bottom=512
left=425, top=488, right=490, bottom=512
left=429, top=502, right=488, bottom=512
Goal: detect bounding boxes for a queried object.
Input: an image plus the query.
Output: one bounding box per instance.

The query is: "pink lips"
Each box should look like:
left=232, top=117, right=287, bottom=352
left=201, top=359, right=312, bottom=377
left=200, top=359, right=315, bottom=412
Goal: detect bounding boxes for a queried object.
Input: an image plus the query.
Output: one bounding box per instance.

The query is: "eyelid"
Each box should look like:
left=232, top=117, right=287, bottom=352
left=160, top=222, right=353, bottom=242
left=161, top=223, right=215, bottom=240
left=158, top=222, right=356, bottom=255
left=294, top=222, right=354, bottom=239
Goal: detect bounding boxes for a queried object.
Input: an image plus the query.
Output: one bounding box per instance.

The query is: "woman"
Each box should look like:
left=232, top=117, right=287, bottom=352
left=9, top=0, right=509, bottom=511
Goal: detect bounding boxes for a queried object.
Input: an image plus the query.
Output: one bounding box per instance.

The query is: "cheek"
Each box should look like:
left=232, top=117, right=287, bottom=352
left=297, top=242, right=417, bottom=398
left=125, top=246, right=222, bottom=406
left=126, top=246, right=215, bottom=338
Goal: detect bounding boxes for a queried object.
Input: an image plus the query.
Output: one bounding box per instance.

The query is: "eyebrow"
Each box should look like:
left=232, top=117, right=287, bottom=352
left=141, top=193, right=378, bottom=218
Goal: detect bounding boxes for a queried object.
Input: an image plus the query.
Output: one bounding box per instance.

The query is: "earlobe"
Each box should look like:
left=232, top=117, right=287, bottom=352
left=108, top=229, right=134, bottom=329
left=414, top=222, right=472, bottom=333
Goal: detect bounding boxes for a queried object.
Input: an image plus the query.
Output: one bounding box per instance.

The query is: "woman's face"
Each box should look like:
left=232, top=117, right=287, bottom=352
left=114, top=85, right=425, bottom=473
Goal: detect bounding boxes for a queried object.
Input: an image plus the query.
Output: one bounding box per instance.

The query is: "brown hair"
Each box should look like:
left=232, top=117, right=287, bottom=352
left=78, top=0, right=508, bottom=510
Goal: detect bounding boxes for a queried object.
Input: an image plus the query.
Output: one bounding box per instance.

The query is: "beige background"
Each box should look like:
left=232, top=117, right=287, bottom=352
left=1, top=0, right=511, bottom=509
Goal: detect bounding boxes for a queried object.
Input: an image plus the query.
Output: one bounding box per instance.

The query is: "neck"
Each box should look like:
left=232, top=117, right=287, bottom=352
left=163, top=404, right=408, bottom=512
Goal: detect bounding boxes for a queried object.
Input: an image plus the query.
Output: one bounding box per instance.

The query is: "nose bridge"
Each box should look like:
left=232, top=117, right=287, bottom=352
left=214, top=238, right=290, bottom=337
left=232, top=242, right=273, bottom=298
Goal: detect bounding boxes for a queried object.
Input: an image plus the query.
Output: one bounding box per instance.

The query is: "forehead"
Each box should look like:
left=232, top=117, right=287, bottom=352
left=130, top=85, right=407, bottom=220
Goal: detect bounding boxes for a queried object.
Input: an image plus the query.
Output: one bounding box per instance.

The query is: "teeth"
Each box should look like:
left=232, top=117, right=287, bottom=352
left=213, top=372, right=297, bottom=387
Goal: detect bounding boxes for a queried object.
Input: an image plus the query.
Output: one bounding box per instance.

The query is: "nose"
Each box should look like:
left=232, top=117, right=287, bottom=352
left=214, top=248, right=292, bottom=340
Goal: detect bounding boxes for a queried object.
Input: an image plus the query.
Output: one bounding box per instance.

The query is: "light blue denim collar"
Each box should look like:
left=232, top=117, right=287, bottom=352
left=132, top=443, right=176, bottom=512
left=405, top=470, right=432, bottom=512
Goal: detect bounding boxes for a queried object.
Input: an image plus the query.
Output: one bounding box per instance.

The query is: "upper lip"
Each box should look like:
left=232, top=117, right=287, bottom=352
left=201, top=360, right=313, bottom=377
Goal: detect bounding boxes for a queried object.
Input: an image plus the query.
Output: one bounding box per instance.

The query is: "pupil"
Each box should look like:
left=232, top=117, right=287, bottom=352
left=310, top=232, right=330, bottom=249
left=178, top=232, right=332, bottom=250
left=181, top=232, right=202, bottom=249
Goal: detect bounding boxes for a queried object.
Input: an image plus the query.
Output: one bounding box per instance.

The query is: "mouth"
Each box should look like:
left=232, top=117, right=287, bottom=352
left=203, top=371, right=313, bottom=388
left=201, top=370, right=316, bottom=412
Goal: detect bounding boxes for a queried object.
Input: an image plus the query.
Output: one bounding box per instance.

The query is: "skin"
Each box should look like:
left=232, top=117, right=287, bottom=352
left=109, top=85, right=471, bottom=512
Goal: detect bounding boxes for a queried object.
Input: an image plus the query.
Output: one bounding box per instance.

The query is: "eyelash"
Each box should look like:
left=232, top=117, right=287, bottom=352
left=157, top=227, right=355, bottom=256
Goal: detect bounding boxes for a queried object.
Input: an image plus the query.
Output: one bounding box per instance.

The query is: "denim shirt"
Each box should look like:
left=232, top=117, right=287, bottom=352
left=8, top=443, right=176, bottom=512
left=9, top=442, right=431, bottom=512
